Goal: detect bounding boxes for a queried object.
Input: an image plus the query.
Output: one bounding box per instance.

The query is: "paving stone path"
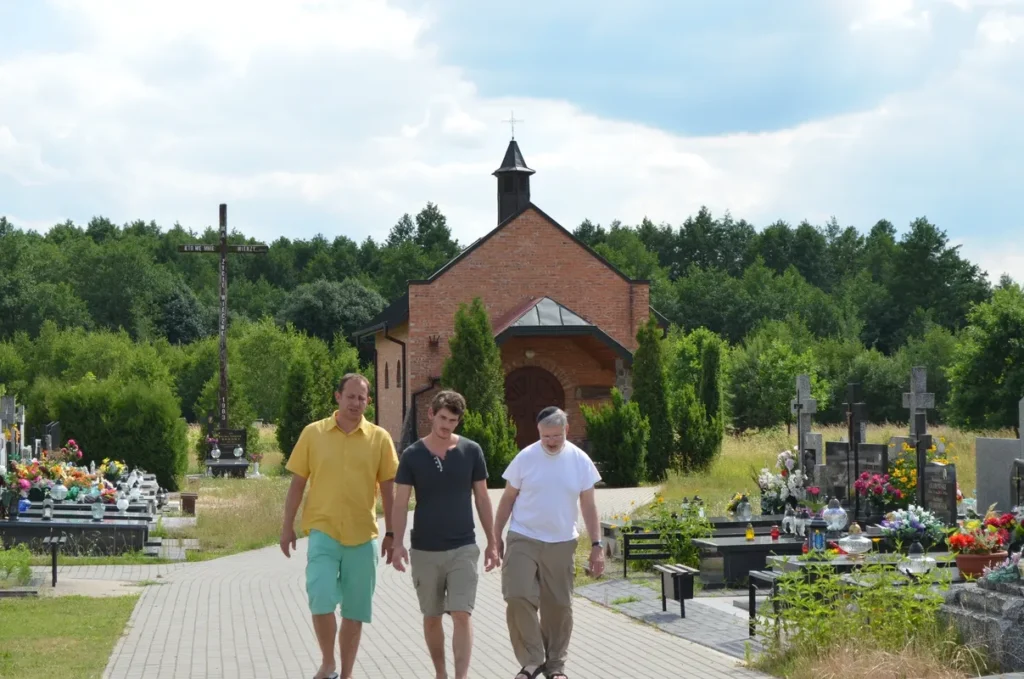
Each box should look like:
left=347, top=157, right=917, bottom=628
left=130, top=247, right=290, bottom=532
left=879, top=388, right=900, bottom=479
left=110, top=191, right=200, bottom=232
left=99, top=486, right=766, bottom=678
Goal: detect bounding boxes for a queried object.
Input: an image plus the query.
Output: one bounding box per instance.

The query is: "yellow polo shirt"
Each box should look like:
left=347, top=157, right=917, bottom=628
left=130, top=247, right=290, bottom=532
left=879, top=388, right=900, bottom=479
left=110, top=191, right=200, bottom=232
left=285, top=413, right=399, bottom=547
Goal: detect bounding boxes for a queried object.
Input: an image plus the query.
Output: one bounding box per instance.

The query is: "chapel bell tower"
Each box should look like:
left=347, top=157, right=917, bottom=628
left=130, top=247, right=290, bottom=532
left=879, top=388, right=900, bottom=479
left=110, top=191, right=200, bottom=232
left=492, top=138, right=535, bottom=225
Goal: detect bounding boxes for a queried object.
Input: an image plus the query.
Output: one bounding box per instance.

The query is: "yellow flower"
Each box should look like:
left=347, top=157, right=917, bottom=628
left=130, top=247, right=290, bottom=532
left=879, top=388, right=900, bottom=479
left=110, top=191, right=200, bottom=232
left=623, top=516, right=631, bottom=522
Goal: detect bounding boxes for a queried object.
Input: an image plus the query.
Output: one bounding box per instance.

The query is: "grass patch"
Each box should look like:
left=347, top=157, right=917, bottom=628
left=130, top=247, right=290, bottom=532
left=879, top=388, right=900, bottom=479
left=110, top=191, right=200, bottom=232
left=658, top=423, right=998, bottom=513
left=610, top=595, right=641, bottom=605
left=27, top=554, right=175, bottom=567
left=0, top=595, right=138, bottom=679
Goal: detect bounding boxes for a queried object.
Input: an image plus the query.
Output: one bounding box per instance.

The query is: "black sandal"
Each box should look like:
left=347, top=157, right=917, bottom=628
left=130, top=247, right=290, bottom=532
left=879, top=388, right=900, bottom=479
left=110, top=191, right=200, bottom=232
left=515, top=666, right=545, bottom=679
left=545, top=673, right=567, bottom=679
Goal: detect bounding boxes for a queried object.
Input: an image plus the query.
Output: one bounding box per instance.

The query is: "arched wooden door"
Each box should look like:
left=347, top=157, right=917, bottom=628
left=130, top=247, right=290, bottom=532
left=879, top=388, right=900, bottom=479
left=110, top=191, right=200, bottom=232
left=504, top=366, right=566, bottom=450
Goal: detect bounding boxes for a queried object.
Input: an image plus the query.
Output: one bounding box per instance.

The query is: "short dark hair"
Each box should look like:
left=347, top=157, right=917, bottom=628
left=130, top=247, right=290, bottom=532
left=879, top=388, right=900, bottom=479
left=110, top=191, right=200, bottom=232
left=430, top=390, right=466, bottom=417
left=336, top=373, right=370, bottom=394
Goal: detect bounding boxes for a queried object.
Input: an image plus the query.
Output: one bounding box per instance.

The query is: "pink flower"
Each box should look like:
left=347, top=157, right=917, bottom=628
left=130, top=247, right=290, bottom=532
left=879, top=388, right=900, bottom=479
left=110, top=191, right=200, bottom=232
left=67, top=439, right=76, bottom=447
left=77, top=451, right=83, bottom=459
left=18, top=479, right=29, bottom=490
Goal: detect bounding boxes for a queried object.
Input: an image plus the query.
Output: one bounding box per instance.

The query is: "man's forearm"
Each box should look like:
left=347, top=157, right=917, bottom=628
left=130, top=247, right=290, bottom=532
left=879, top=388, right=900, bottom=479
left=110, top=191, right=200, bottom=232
left=379, top=480, right=395, bottom=532
left=581, top=496, right=601, bottom=543
left=475, top=493, right=496, bottom=543
left=494, top=495, right=514, bottom=538
left=282, top=477, right=306, bottom=530
left=391, top=485, right=411, bottom=545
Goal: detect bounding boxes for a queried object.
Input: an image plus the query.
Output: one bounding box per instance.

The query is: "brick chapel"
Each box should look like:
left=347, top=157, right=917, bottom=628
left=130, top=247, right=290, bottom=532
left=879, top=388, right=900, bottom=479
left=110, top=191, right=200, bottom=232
left=354, top=139, right=663, bottom=452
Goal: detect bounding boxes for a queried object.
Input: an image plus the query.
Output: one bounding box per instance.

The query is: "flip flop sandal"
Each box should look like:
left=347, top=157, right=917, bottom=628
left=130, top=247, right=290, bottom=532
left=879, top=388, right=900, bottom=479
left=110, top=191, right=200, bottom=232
left=314, top=673, right=339, bottom=679
left=514, top=666, right=545, bottom=679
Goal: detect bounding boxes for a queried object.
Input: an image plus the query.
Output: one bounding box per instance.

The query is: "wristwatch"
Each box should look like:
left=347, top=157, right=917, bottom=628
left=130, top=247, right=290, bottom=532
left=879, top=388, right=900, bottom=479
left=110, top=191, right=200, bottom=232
left=591, top=540, right=601, bottom=548
left=385, top=532, right=394, bottom=538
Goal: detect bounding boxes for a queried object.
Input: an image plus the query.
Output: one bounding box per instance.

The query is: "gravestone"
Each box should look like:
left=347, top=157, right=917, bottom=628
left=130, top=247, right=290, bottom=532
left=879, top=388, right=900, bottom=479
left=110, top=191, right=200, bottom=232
left=823, top=441, right=851, bottom=504
left=858, top=443, right=889, bottom=477
left=1011, top=459, right=1024, bottom=510
left=791, top=374, right=817, bottom=456
left=206, top=428, right=249, bottom=478
left=903, top=365, right=935, bottom=438
left=924, top=462, right=958, bottom=525
left=44, top=421, right=61, bottom=454
left=804, top=432, right=824, bottom=485
left=976, top=397, right=1024, bottom=512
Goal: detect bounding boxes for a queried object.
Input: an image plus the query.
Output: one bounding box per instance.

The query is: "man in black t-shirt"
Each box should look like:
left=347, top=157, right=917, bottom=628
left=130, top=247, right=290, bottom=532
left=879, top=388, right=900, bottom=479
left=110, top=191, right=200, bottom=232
left=391, top=390, right=499, bottom=679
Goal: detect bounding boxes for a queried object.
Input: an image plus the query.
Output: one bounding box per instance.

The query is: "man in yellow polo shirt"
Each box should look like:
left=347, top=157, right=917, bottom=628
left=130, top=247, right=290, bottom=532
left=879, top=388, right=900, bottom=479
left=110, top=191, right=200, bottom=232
left=281, top=373, right=399, bottom=679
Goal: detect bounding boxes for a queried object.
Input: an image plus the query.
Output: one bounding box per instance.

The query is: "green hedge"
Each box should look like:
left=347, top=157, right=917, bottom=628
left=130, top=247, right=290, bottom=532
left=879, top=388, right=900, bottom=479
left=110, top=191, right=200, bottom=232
left=38, top=378, right=189, bottom=490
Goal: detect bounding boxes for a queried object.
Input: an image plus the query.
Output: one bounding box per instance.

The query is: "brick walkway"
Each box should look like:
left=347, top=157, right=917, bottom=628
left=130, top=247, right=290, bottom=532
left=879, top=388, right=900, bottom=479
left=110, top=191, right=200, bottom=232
left=102, top=487, right=765, bottom=678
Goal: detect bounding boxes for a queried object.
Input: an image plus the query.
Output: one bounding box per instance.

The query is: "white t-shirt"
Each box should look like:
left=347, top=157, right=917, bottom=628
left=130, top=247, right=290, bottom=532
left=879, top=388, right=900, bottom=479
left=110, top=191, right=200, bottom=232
left=502, top=440, right=602, bottom=543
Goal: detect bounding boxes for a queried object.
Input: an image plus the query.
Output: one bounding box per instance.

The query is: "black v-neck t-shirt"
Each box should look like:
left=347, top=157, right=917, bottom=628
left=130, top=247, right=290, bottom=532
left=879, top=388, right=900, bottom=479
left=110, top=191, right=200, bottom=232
left=395, top=436, right=488, bottom=551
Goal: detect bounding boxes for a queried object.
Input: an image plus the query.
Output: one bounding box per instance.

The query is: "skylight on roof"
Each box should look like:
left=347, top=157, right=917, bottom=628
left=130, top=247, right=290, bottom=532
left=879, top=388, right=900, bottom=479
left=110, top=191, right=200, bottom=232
left=511, top=297, right=590, bottom=328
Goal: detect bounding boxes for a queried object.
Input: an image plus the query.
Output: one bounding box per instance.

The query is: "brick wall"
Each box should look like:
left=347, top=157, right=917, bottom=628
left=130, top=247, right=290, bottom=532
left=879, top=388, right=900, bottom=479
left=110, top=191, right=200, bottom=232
left=500, top=336, right=615, bottom=445
left=374, top=323, right=408, bottom=444
left=406, top=206, right=649, bottom=396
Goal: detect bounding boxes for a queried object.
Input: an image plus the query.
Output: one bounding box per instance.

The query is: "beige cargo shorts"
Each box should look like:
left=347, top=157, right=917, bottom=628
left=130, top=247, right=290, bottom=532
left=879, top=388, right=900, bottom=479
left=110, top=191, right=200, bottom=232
left=410, top=543, right=481, bottom=617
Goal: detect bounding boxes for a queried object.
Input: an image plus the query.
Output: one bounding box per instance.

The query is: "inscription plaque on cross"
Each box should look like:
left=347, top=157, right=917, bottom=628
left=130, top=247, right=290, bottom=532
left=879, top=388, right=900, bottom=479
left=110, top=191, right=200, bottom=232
left=903, top=366, right=935, bottom=438
left=178, top=204, right=267, bottom=431
left=790, top=374, right=817, bottom=465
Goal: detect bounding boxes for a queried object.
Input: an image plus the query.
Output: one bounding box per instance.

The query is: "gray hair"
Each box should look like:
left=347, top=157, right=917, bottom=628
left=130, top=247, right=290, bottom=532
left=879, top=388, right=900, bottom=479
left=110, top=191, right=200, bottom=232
left=536, top=407, right=568, bottom=429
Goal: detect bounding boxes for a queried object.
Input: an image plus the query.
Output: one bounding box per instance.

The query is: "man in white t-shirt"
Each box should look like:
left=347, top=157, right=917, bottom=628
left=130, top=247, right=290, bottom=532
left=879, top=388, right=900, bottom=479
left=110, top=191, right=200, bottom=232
left=493, top=406, right=604, bottom=679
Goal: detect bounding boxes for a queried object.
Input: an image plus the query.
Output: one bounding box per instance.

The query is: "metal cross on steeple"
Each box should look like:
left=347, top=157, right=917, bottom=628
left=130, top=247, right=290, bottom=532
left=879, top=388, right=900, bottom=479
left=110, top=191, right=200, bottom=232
left=502, top=111, right=524, bottom=139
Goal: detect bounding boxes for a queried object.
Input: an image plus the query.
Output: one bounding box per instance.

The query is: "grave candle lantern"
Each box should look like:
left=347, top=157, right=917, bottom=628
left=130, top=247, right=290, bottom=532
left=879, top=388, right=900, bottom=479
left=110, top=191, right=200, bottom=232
left=233, top=446, right=243, bottom=459
left=90, top=500, right=104, bottom=522
left=211, top=444, right=221, bottom=460
left=900, top=541, right=935, bottom=577
left=41, top=491, right=53, bottom=521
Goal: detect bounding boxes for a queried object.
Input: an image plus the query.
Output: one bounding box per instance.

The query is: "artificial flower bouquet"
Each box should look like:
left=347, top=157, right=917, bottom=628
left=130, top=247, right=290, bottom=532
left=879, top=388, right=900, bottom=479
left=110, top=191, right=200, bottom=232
left=854, top=471, right=906, bottom=512
left=879, top=505, right=947, bottom=546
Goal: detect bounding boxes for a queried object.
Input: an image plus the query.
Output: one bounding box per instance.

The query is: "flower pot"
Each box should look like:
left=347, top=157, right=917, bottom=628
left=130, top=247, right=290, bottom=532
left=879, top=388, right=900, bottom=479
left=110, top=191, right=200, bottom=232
left=955, top=551, right=1008, bottom=578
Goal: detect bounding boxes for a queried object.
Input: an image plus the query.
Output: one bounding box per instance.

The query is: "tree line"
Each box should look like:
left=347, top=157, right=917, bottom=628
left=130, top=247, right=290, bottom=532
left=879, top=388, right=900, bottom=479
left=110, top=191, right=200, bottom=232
left=1, top=202, right=1022, bottom=442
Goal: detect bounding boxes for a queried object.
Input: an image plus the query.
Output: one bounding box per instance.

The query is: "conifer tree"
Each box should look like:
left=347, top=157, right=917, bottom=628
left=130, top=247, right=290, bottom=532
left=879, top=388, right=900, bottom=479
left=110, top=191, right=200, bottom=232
left=441, top=297, right=518, bottom=485
left=632, top=314, right=673, bottom=480
left=277, top=350, right=316, bottom=463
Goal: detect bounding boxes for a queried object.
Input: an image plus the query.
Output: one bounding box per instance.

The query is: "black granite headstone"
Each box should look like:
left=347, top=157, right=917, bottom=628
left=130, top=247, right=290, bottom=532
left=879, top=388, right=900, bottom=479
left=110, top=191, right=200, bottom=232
left=824, top=441, right=851, bottom=504
left=924, top=462, right=957, bottom=526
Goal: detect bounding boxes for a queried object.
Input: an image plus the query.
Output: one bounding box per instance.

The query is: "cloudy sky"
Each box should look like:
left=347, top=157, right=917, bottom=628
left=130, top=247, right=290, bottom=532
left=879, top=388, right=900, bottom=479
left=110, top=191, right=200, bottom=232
left=1, top=0, right=1022, bottom=281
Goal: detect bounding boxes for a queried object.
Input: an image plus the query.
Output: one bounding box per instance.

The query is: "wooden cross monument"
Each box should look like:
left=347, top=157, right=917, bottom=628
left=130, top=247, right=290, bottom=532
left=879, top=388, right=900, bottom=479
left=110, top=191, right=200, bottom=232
left=903, top=366, right=935, bottom=438
left=177, top=204, right=267, bottom=436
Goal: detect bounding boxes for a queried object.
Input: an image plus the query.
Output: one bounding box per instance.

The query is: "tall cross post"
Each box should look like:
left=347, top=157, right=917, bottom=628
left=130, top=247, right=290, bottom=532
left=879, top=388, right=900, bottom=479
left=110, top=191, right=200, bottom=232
left=903, top=366, right=935, bottom=438
left=843, top=383, right=868, bottom=516
left=178, top=204, right=267, bottom=432
left=914, top=412, right=933, bottom=507
left=501, top=111, right=524, bottom=140
left=790, top=374, right=817, bottom=468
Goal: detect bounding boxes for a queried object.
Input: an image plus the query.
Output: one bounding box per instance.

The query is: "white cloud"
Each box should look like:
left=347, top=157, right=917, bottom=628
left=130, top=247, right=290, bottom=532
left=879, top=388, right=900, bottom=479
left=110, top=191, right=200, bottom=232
left=0, top=0, right=1021, bottom=285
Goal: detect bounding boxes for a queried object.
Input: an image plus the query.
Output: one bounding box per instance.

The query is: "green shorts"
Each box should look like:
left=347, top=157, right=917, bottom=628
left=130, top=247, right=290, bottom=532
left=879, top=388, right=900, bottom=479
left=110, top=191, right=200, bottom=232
left=306, top=529, right=378, bottom=621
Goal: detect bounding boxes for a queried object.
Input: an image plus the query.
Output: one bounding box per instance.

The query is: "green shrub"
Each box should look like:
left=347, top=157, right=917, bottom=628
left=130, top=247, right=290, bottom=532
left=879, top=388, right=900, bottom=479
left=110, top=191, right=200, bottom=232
left=632, top=315, right=673, bottom=480
left=754, top=560, right=981, bottom=676
left=581, top=388, right=649, bottom=487
left=42, top=378, right=189, bottom=490
left=277, top=350, right=318, bottom=463
left=0, top=544, right=32, bottom=587
left=460, top=408, right=518, bottom=488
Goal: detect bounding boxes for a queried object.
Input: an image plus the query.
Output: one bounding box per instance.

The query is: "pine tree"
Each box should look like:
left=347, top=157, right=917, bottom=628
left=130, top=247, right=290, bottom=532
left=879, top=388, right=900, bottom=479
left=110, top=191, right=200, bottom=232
left=632, top=314, right=673, bottom=480
left=441, top=297, right=518, bottom=486
left=441, top=298, right=505, bottom=413
left=277, top=350, right=316, bottom=463
left=697, top=337, right=725, bottom=462
left=581, top=388, right=649, bottom=487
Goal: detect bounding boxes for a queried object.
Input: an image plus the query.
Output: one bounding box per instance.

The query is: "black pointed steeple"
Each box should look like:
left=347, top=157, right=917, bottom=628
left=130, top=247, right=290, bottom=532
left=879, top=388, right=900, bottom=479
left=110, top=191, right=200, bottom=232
left=492, top=139, right=535, bottom=224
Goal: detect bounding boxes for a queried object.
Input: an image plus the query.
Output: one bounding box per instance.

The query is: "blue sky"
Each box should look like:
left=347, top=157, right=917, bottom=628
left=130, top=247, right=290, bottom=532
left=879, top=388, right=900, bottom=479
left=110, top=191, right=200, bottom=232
left=1, top=0, right=1022, bottom=282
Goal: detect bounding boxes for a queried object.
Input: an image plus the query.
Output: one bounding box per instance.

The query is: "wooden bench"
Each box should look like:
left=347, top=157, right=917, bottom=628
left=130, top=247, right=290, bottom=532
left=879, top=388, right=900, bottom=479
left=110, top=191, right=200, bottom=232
left=653, top=564, right=698, bottom=618
left=42, top=535, right=67, bottom=588
left=748, top=570, right=782, bottom=638
left=622, top=531, right=672, bottom=578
